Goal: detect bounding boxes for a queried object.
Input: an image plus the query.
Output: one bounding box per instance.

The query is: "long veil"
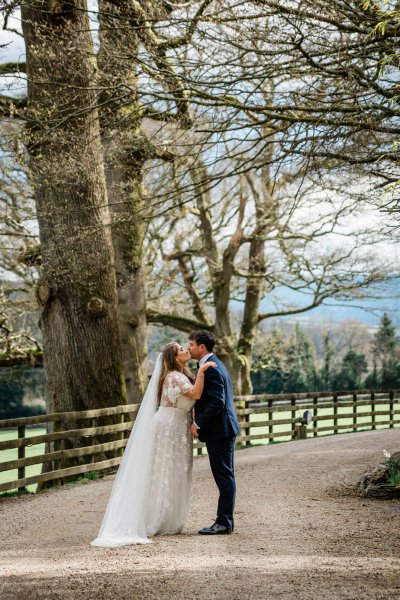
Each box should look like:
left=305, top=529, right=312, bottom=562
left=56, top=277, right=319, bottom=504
left=91, top=354, right=163, bottom=547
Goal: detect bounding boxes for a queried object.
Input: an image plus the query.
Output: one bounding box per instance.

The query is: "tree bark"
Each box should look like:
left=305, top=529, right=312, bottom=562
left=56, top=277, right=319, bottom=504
left=97, top=0, right=148, bottom=403
left=190, top=163, right=245, bottom=389
left=237, top=168, right=274, bottom=394
left=21, top=1, right=127, bottom=481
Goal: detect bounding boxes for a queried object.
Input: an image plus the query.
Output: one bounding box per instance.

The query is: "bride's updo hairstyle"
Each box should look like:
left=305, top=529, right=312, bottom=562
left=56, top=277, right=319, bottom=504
left=158, top=342, right=194, bottom=402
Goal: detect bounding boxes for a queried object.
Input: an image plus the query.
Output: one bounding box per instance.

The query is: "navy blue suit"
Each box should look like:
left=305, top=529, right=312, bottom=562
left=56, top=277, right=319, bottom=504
left=194, top=355, right=240, bottom=529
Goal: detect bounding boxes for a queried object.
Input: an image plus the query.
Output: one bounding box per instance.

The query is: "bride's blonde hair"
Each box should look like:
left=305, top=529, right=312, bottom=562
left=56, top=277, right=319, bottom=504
left=157, top=342, right=194, bottom=402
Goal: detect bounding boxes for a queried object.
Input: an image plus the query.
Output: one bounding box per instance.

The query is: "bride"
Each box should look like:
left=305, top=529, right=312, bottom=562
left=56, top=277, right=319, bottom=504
left=91, top=342, right=216, bottom=547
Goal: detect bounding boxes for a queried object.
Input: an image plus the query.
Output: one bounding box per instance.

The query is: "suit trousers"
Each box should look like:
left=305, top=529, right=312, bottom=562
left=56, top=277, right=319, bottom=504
left=205, top=436, right=236, bottom=529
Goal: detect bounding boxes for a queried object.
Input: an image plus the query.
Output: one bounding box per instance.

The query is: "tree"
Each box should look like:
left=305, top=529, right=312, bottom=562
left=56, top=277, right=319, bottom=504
left=1, top=1, right=215, bottom=399
left=94, top=0, right=200, bottom=401
left=146, top=152, right=387, bottom=393
left=2, top=0, right=398, bottom=400
left=284, top=325, right=318, bottom=393
left=0, top=124, right=44, bottom=365
left=20, top=1, right=126, bottom=417
left=0, top=291, right=42, bottom=366
left=320, top=332, right=335, bottom=390
left=180, top=0, right=400, bottom=194
left=370, top=313, right=400, bottom=387
left=96, top=0, right=149, bottom=403
left=251, top=324, right=318, bottom=393
left=251, top=328, right=286, bottom=394
left=139, top=2, right=394, bottom=392
left=0, top=365, right=45, bottom=419
left=331, top=348, right=369, bottom=391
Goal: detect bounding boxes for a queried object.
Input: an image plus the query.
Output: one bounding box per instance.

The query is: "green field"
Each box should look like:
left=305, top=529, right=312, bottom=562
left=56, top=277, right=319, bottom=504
left=248, top=403, right=400, bottom=442
left=0, top=428, right=46, bottom=493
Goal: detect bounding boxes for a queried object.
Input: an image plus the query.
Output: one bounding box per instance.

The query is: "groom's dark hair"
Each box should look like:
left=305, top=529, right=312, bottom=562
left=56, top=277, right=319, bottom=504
left=189, top=330, right=216, bottom=352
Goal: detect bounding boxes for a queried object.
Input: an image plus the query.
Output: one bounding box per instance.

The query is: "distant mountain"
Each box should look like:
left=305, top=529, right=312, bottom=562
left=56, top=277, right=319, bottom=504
left=259, top=278, right=400, bottom=327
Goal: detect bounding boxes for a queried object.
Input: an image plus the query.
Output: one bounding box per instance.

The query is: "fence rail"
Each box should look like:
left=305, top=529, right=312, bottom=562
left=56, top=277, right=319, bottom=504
left=1, top=389, right=399, bottom=494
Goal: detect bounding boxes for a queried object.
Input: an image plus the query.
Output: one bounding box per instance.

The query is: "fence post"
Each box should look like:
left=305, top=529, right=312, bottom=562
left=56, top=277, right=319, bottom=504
left=17, top=425, right=26, bottom=491
left=293, top=423, right=307, bottom=440
left=291, top=398, right=296, bottom=440
left=313, top=396, right=318, bottom=437
left=244, top=399, right=251, bottom=447
left=299, top=424, right=307, bottom=439
left=352, top=391, right=357, bottom=433
left=333, top=393, right=338, bottom=434
left=268, top=399, right=273, bottom=443
left=54, top=418, right=62, bottom=485
left=118, top=412, right=125, bottom=457
left=371, top=390, right=376, bottom=430
left=92, top=417, right=97, bottom=463
left=389, top=390, right=394, bottom=428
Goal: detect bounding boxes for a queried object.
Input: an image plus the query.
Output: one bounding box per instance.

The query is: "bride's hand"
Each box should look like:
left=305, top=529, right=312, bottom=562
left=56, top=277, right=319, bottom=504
left=199, top=361, right=217, bottom=374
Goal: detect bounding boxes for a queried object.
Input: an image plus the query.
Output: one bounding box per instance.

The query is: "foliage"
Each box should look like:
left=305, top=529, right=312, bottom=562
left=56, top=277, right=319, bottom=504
left=67, top=471, right=100, bottom=485
left=0, top=366, right=45, bottom=419
left=369, top=313, right=400, bottom=388
left=383, top=450, right=400, bottom=486
left=252, top=325, right=319, bottom=393
left=284, top=326, right=319, bottom=393
left=1, top=313, right=400, bottom=418
left=0, top=488, right=33, bottom=498
left=251, top=329, right=286, bottom=394
left=331, top=349, right=369, bottom=391
left=252, top=315, right=400, bottom=393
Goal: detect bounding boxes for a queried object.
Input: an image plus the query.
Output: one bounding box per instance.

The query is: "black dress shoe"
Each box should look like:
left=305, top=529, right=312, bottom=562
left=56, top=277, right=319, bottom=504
left=198, top=523, right=232, bottom=535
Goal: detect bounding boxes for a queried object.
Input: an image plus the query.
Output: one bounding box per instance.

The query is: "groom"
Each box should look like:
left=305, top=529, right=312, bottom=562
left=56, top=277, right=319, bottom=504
left=188, top=330, right=240, bottom=535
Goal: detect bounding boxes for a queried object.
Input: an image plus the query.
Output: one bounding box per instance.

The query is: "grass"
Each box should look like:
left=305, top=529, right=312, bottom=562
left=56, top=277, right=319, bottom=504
left=0, top=488, right=34, bottom=498
left=0, top=427, right=46, bottom=493
left=66, top=471, right=100, bottom=485
left=0, top=425, right=103, bottom=496
left=248, top=402, right=399, bottom=442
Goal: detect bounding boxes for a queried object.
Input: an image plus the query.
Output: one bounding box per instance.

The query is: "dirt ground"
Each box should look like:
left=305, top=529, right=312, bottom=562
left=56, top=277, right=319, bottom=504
left=1, top=428, right=400, bottom=600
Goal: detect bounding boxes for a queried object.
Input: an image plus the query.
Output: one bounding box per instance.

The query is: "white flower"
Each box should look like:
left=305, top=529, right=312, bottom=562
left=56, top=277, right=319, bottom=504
left=383, top=449, right=391, bottom=459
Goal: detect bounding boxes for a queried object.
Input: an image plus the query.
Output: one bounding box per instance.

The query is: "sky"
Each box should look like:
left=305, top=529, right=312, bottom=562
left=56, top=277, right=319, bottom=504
left=0, top=11, right=24, bottom=56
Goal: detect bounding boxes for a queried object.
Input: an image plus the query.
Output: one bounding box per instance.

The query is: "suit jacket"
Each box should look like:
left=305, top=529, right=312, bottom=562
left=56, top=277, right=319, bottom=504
left=194, top=354, right=240, bottom=442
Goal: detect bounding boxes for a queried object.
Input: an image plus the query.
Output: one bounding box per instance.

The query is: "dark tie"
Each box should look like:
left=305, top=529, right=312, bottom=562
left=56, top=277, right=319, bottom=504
left=197, top=362, right=200, bottom=369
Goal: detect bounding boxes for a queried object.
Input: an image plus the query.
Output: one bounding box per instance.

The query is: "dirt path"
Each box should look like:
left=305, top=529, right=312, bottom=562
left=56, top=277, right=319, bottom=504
left=1, top=429, right=400, bottom=600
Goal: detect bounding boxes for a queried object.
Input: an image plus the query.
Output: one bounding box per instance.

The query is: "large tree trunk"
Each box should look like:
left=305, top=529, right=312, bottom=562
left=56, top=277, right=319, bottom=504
left=102, top=142, right=148, bottom=403
left=97, top=1, right=148, bottom=403
left=21, top=1, right=127, bottom=480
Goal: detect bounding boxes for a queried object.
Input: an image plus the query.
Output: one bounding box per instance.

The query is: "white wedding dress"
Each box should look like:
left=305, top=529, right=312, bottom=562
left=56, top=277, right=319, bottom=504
left=146, top=371, right=194, bottom=536
left=91, top=355, right=195, bottom=547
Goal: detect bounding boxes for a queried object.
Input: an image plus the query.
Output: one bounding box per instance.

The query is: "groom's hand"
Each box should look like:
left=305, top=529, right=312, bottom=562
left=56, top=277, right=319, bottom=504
left=191, top=423, right=199, bottom=438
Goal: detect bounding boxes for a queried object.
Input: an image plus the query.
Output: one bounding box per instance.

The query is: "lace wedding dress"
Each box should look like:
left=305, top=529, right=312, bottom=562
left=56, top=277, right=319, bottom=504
left=146, top=371, right=194, bottom=536
left=91, top=356, right=194, bottom=547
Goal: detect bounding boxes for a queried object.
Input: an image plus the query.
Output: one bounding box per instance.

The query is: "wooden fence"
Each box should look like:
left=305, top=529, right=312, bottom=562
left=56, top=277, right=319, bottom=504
left=1, top=389, right=399, bottom=493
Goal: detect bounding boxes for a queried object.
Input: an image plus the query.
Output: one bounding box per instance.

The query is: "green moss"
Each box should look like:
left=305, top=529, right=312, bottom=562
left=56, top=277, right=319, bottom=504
left=0, top=488, right=34, bottom=498
left=66, top=471, right=100, bottom=485
left=0, top=347, right=42, bottom=360
left=117, top=363, right=128, bottom=404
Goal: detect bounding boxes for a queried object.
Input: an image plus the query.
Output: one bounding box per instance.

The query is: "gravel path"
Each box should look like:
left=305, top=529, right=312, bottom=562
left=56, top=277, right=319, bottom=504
left=1, top=429, right=400, bottom=600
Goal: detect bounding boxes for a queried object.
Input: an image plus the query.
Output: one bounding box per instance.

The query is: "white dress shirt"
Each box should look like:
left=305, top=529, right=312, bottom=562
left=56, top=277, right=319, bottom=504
left=198, top=352, right=213, bottom=367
